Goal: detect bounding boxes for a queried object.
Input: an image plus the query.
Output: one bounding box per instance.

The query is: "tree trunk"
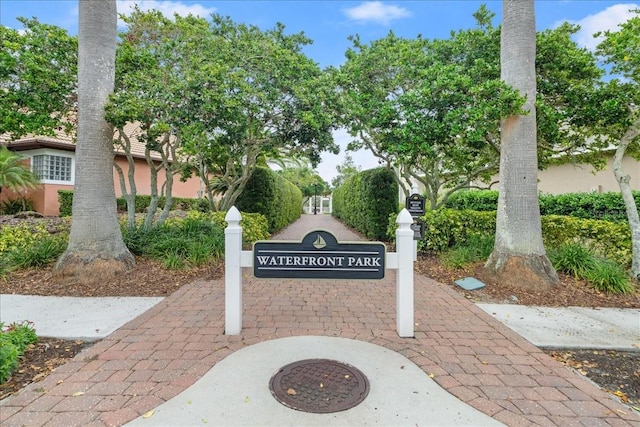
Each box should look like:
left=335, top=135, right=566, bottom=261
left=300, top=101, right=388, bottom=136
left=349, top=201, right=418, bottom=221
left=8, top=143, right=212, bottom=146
left=114, top=130, right=138, bottom=228
left=484, top=0, right=558, bottom=288
left=55, top=0, right=134, bottom=283
left=613, top=115, right=640, bottom=280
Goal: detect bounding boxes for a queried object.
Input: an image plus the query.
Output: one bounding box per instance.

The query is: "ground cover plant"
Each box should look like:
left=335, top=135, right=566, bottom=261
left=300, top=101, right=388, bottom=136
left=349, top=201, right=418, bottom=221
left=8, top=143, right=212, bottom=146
left=0, top=321, right=38, bottom=383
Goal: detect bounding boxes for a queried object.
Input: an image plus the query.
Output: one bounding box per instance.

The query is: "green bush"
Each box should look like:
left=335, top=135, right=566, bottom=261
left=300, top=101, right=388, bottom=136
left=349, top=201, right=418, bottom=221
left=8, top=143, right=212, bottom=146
left=0, top=197, right=34, bottom=214
left=389, top=209, right=496, bottom=252
left=439, top=233, right=495, bottom=268
left=189, top=210, right=270, bottom=245
left=547, top=243, right=597, bottom=278
left=443, top=190, right=499, bottom=212
left=0, top=222, right=52, bottom=255
left=539, top=191, right=637, bottom=222
left=61, top=190, right=208, bottom=217
left=587, top=259, right=635, bottom=294
left=547, top=243, right=634, bottom=294
left=235, top=167, right=302, bottom=233
left=389, top=209, right=632, bottom=268
left=0, top=340, right=19, bottom=384
left=7, top=235, right=67, bottom=268
left=333, top=168, right=397, bottom=240
left=0, top=257, right=15, bottom=280
left=541, top=215, right=632, bottom=268
left=122, top=215, right=225, bottom=268
left=0, top=321, right=38, bottom=384
left=57, top=190, right=74, bottom=217
left=444, top=189, right=639, bottom=222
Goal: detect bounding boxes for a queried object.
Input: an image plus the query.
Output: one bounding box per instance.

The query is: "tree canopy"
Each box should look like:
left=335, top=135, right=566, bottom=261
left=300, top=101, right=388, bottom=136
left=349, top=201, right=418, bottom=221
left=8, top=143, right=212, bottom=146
left=594, top=8, right=640, bottom=279
left=334, top=6, right=611, bottom=208
left=0, top=18, right=77, bottom=140
left=107, top=9, right=339, bottom=211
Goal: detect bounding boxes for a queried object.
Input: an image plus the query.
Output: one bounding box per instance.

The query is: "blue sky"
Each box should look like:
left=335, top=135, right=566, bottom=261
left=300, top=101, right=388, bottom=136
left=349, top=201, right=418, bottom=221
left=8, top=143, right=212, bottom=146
left=1, top=0, right=638, bottom=181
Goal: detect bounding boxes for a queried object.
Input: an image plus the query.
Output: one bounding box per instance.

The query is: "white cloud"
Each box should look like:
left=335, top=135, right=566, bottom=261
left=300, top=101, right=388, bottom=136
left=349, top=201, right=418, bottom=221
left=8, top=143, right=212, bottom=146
left=117, top=1, right=216, bottom=25
left=343, top=1, right=411, bottom=26
left=567, top=3, right=639, bottom=50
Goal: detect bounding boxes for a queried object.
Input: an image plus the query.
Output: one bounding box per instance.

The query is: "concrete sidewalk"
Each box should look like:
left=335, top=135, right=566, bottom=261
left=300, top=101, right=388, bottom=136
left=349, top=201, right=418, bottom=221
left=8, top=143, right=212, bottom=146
left=1, top=214, right=639, bottom=427
left=0, top=295, right=164, bottom=341
left=478, top=304, right=639, bottom=350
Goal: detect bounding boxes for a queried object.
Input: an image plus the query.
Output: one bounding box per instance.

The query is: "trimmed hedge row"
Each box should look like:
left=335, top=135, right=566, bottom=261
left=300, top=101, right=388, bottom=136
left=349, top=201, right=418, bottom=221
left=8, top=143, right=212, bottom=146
left=58, top=190, right=207, bottom=217
left=443, top=190, right=640, bottom=222
left=388, top=209, right=632, bottom=268
left=332, top=167, right=397, bottom=240
left=235, top=167, right=302, bottom=233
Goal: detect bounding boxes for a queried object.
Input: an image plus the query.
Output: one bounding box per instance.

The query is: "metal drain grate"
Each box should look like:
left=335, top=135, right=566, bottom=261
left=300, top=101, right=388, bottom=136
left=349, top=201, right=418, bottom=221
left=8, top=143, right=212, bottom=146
left=269, top=359, right=370, bottom=413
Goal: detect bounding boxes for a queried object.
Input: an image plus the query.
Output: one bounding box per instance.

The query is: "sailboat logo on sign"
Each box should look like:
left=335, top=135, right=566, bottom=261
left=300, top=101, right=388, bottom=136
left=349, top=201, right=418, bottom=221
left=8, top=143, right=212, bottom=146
left=313, top=235, right=327, bottom=249
left=253, top=229, right=386, bottom=279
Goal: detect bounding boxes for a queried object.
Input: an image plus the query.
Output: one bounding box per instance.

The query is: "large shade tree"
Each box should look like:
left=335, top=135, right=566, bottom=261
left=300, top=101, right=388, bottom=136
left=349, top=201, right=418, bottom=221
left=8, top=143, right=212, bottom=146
left=107, top=11, right=339, bottom=212
left=335, top=6, right=605, bottom=209
left=484, top=0, right=558, bottom=287
left=55, top=0, right=134, bottom=282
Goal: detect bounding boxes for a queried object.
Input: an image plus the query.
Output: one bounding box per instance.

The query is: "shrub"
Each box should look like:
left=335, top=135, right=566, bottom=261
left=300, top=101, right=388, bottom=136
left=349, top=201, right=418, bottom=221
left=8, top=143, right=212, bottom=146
left=235, top=167, right=302, bottom=233
left=0, top=321, right=38, bottom=384
left=7, top=235, right=67, bottom=268
left=444, top=189, right=639, bottom=222
left=443, top=190, right=499, bottom=212
left=439, top=234, right=494, bottom=268
left=0, top=340, right=19, bottom=383
left=0, top=197, right=34, bottom=215
left=57, top=190, right=74, bottom=217
left=185, top=210, right=270, bottom=245
left=0, top=222, right=51, bottom=255
left=547, top=243, right=597, bottom=278
left=587, top=259, right=635, bottom=294
left=122, top=215, right=225, bottom=268
left=389, top=209, right=496, bottom=252
left=389, top=209, right=631, bottom=269
left=333, top=168, right=397, bottom=240
left=541, top=215, right=632, bottom=268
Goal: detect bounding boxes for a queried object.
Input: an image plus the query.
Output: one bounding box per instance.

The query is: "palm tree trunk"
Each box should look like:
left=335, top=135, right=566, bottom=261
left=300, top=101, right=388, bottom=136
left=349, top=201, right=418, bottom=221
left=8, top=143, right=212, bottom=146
left=484, top=0, right=558, bottom=288
left=55, top=0, right=134, bottom=283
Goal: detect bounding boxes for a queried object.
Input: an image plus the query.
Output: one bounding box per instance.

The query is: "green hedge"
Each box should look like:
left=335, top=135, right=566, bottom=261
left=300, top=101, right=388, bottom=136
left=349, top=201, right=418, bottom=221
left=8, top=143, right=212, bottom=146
left=333, top=167, right=397, bottom=240
left=444, top=190, right=639, bottom=222
left=389, top=208, right=633, bottom=267
left=58, top=190, right=207, bottom=217
left=540, top=215, right=632, bottom=268
left=57, top=190, right=74, bottom=217
left=235, top=167, right=302, bottom=233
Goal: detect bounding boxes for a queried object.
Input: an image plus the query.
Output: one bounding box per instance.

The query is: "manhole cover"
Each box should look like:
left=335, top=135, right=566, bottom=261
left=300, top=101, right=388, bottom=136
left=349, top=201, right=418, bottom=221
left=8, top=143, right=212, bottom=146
left=269, top=359, right=370, bottom=413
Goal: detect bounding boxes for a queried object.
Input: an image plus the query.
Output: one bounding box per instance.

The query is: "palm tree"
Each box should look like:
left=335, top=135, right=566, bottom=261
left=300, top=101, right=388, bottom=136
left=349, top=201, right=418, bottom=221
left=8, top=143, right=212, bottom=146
left=484, top=0, right=558, bottom=288
left=55, top=0, right=134, bottom=282
left=0, top=147, right=40, bottom=195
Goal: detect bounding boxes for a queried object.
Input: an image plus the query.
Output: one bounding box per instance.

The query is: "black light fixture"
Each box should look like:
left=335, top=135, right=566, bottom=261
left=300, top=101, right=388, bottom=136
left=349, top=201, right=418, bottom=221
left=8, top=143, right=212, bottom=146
left=314, top=183, right=318, bottom=215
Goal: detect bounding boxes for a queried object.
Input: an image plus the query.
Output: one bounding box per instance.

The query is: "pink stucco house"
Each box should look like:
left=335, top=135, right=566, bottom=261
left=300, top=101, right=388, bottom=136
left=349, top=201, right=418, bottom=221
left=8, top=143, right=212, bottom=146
left=1, top=125, right=204, bottom=216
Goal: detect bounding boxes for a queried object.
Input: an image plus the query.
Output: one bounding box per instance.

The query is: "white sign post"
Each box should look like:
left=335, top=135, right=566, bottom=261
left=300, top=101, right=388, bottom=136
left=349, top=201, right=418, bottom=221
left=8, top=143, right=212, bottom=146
left=224, top=207, right=415, bottom=337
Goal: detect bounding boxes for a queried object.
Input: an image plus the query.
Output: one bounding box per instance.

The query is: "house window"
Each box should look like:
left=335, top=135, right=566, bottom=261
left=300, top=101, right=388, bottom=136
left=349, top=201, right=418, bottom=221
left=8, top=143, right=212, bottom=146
left=32, top=154, right=73, bottom=183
